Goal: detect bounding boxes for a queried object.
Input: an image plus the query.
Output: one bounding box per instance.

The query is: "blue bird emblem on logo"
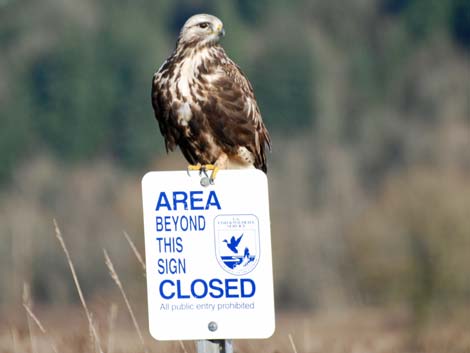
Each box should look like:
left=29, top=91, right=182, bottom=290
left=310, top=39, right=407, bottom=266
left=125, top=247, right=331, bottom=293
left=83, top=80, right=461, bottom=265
left=223, top=234, right=244, bottom=253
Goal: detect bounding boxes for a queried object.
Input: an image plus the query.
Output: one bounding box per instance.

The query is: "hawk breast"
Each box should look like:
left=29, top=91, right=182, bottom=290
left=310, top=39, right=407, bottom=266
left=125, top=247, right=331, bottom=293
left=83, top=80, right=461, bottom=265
left=152, top=45, right=270, bottom=171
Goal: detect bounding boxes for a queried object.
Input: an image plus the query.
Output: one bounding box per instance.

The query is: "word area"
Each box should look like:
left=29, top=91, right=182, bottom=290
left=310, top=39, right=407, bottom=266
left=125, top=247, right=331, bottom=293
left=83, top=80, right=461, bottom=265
left=155, top=190, right=221, bottom=211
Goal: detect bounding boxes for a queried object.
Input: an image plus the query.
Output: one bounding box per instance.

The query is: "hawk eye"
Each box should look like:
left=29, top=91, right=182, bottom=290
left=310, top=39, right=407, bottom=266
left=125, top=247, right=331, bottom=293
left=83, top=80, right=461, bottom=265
left=198, top=22, right=209, bottom=29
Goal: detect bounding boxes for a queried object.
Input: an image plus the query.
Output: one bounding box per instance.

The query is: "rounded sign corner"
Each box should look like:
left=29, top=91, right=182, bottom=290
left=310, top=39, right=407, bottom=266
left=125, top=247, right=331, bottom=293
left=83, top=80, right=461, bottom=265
left=263, top=322, right=276, bottom=339
left=142, top=171, right=155, bottom=186
left=149, top=325, right=164, bottom=341
left=249, top=168, right=267, bottom=180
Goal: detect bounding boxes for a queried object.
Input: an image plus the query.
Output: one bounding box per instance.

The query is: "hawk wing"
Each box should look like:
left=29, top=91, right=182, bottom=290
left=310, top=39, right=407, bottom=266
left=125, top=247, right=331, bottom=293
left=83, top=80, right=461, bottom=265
left=201, top=60, right=271, bottom=172
left=151, top=59, right=210, bottom=166
left=151, top=60, right=181, bottom=155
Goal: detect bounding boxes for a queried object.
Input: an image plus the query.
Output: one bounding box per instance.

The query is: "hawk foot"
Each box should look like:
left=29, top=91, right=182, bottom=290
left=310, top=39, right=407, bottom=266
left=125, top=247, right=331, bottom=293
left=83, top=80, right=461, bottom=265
left=187, top=164, right=219, bottom=185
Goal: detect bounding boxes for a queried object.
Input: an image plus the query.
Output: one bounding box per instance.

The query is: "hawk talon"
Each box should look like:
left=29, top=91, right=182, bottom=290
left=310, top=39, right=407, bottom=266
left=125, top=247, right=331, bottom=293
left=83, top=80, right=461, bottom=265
left=200, top=166, right=209, bottom=178
left=187, top=163, right=202, bottom=176
left=187, top=164, right=219, bottom=184
left=209, top=166, right=219, bottom=184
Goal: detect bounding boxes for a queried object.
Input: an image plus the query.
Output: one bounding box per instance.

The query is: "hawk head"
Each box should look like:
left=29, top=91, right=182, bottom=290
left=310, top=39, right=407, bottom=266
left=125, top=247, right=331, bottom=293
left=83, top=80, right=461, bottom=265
left=177, top=14, right=225, bottom=48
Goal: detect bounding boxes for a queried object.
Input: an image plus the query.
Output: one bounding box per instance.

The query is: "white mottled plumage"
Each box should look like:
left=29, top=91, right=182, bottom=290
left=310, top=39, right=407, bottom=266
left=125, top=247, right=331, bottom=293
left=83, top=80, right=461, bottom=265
left=151, top=14, right=271, bottom=172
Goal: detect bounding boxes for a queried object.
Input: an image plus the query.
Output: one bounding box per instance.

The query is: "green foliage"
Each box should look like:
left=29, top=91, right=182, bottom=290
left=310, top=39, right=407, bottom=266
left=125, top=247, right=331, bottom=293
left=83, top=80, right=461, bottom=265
left=0, top=96, right=32, bottom=182
left=451, top=0, right=470, bottom=49
left=91, top=25, right=161, bottom=167
left=250, top=43, right=316, bottom=132
left=402, top=0, right=452, bottom=38
left=2, top=4, right=165, bottom=172
left=28, top=43, right=110, bottom=160
left=235, top=0, right=269, bottom=25
left=381, top=0, right=470, bottom=49
left=380, top=0, right=411, bottom=15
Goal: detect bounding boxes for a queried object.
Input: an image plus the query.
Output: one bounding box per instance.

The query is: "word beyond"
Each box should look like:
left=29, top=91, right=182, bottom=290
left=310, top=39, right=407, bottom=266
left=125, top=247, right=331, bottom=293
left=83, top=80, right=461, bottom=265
left=156, top=215, right=206, bottom=232
left=159, top=278, right=256, bottom=300
left=155, top=190, right=221, bottom=211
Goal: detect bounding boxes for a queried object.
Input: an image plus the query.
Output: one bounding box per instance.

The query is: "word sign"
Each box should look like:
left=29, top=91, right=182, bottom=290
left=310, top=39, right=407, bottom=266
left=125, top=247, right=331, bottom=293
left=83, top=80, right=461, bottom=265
left=142, top=170, right=275, bottom=340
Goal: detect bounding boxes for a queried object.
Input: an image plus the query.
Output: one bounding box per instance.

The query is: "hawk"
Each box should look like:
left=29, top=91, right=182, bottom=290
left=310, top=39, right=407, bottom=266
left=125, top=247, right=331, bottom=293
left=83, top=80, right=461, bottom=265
left=151, top=14, right=270, bottom=182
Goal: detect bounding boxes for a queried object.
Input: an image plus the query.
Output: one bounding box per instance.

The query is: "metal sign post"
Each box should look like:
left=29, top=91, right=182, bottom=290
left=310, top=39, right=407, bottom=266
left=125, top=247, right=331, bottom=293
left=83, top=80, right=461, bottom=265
left=197, top=339, right=233, bottom=353
left=141, top=170, right=275, bottom=348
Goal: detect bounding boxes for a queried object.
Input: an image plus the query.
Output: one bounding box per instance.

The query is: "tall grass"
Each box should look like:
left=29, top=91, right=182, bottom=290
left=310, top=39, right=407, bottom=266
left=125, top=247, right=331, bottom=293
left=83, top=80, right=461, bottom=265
left=103, top=249, right=148, bottom=353
left=22, top=283, right=59, bottom=353
left=288, top=333, right=299, bottom=353
left=123, top=231, right=146, bottom=276
left=54, top=219, right=104, bottom=353
left=106, top=303, right=118, bottom=353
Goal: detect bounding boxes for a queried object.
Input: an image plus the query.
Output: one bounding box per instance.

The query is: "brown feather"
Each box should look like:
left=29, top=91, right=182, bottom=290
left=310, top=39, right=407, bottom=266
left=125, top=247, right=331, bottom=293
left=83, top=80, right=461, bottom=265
left=151, top=14, right=271, bottom=172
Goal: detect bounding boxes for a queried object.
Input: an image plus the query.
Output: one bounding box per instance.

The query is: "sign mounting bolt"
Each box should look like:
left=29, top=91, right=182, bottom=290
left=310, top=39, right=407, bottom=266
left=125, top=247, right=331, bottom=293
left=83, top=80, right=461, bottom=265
left=208, top=321, right=218, bottom=332
left=200, top=176, right=211, bottom=187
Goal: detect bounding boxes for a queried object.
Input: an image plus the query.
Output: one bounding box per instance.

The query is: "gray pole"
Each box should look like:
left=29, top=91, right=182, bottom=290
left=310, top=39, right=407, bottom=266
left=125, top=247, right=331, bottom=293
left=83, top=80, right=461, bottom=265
left=196, top=176, right=234, bottom=353
left=196, top=340, right=233, bottom=353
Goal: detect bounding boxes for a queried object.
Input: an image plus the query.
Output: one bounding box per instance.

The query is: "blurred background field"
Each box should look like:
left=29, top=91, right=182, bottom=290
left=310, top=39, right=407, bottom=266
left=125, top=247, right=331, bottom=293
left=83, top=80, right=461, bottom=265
left=0, top=0, right=470, bottom=352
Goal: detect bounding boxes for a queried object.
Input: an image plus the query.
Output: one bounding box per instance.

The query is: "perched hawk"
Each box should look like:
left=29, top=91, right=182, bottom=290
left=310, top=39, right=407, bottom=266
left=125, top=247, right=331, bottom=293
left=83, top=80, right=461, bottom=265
left=151, top=14, right=270, bottom=181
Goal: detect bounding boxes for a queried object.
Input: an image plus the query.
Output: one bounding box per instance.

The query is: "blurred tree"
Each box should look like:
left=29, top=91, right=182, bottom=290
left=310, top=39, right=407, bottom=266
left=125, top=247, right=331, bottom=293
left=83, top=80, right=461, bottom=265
left=0, top=93, right=32, bottom=182
left=450, top=0, right=470, bottom=50
left=250, top=42, right=316, bottom=132
left=379, top=0, right=411, bottom=15
left=235, top=0, right=268, bottom=25
left=212, top=1, right=252, bottom=64
left=93, top=25, right=161, bottom=167
left=380, top=0, right=470, bottom=50
left=403, top=0, right=452, bottom=39
left=28, top=43, right=109, bottom=160
left=9, top=4, right=166, bottom=170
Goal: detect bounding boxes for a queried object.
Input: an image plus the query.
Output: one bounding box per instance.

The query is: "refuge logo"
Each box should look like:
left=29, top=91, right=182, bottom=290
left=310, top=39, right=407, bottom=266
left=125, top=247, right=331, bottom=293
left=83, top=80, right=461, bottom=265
left=214, top=215, right=260, bottom=275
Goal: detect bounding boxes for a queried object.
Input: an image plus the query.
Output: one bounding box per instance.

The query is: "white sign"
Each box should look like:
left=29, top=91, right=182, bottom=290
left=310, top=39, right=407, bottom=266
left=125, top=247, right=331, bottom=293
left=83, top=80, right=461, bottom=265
left=142, top=169, right=275, bottom=341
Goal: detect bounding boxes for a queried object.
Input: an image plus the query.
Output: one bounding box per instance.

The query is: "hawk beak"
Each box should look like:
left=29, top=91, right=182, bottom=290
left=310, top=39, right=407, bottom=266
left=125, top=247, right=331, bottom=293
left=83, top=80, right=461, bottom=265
left=217, top=25, right=225, bottom=37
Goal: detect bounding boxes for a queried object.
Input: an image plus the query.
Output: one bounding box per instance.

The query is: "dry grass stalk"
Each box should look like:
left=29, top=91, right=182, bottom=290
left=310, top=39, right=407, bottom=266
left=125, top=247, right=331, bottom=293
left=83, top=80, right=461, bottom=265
left=288, top=333, right=299, bottom=353
left=107, top=303, right=118, bottom=353
left=103, top=249, right=149, bottom=353
left=179, top=340, right=189, bottom=353
left=90, top=319, right=102, bottom=353
left=123, top=231, right=146, bottom=275
left=53, top=219, right=104, bottom=353
left=23, top=283, right=59, bottom=353
left=10, top=328, right=19, bottom=353
left=23, top=304, right=46, bottom=333
left=23, top=283, right=37, bottom=353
